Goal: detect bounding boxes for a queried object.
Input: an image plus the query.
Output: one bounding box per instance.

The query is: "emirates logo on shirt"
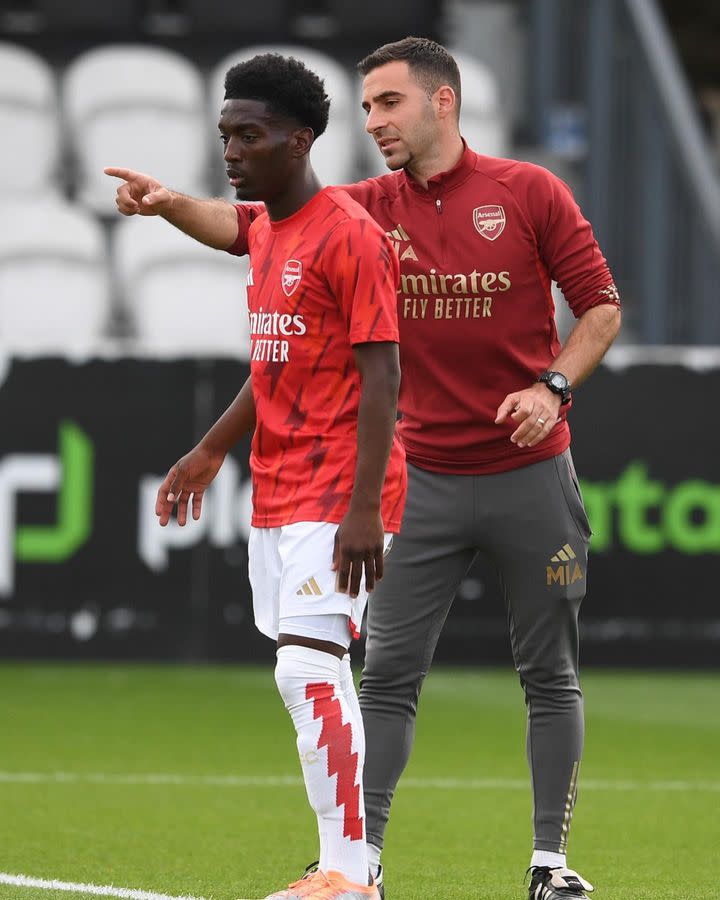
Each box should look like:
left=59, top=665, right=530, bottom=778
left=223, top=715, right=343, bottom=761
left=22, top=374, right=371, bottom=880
left=281, top=259, right=303, bottom=297
left=473, top=205, right=506, bottom=242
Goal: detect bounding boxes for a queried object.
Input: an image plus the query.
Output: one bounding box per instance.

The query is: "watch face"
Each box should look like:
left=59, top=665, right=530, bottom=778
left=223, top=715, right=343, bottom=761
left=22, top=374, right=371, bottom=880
left=549, top=373, right=568, bottom=390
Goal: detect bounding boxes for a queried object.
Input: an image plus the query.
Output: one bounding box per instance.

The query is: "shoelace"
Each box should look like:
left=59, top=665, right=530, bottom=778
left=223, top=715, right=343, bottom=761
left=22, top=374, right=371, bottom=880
left=525, top=868, right=586, bottom=897
left=285, top=869, right=331, bottom=896
left=525, top=866, right=547, bottom=885
left=298, top=873, right=352, bottom=900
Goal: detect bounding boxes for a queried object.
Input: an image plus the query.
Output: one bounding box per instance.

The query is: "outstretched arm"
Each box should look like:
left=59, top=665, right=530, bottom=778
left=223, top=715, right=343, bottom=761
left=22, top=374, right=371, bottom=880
left=104, top=166, right=242, bottom=250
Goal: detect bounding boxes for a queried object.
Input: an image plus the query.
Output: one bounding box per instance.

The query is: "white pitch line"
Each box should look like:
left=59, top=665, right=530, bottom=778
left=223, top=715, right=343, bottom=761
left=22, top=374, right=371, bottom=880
left=0, top=872, right=224, bottom=900
left=0, top=772, right=303, bottom=787
left=0, top=771, right=718, bottom=792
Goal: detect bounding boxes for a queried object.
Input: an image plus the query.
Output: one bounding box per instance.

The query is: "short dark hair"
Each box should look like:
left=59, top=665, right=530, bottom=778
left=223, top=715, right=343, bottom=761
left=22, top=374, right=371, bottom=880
left=224, top=53, right=330, bottom=138
left=357, top=37, right=461, bottom=114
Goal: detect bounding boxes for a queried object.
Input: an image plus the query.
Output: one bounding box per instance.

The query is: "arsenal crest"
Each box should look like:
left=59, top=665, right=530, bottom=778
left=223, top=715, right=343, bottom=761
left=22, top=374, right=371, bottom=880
left=473, top=205, right=506, bottom=242
left=281, top=259, right=303, bottom=297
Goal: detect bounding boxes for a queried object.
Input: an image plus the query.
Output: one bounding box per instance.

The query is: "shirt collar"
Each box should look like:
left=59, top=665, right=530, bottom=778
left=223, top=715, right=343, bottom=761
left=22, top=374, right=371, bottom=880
left=401, top=140, right=477, bottom=195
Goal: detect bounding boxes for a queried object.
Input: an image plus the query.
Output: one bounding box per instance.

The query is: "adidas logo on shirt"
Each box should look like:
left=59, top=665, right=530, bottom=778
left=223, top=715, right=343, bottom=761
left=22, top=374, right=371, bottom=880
left=386, top=224, right=419, bottom=261
left=296, top=577, right=323, bottom=597
left=546, top=543, right=584, bottom=586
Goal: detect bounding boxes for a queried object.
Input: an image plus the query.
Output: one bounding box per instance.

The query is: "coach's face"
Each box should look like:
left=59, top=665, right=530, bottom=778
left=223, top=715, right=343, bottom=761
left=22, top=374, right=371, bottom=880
left=362, top=60, right=445, bottom=171
left=219, top=99, right=303, bottom=202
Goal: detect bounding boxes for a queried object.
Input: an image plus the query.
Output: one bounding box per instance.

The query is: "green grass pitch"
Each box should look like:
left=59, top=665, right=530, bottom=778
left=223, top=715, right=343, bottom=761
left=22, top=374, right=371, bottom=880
left=0, top=664, right=717, bottom=900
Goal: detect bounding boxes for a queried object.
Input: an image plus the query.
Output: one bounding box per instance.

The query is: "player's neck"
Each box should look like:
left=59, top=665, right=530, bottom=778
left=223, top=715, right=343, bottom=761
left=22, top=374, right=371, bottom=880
left=405, top=134, right=464, bottom=190
left=265, top=169, right=323, bottom=222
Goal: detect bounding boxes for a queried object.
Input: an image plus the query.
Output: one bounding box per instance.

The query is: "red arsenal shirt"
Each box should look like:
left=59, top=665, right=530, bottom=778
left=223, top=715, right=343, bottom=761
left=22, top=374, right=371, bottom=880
left=230, top=145, right=620, bottom=475
left=245, top=187, right=406, bottom=530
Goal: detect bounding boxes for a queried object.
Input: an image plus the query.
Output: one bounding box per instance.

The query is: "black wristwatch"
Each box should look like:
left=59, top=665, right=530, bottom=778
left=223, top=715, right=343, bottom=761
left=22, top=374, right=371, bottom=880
left=538, top=370, right=572, bottom=405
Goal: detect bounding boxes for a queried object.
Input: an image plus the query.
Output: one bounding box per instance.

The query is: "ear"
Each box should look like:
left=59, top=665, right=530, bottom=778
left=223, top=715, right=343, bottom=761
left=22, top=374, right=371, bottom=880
left=434, top=85, right=457, bottom=120
left=292, top=126, right=315, bottom=158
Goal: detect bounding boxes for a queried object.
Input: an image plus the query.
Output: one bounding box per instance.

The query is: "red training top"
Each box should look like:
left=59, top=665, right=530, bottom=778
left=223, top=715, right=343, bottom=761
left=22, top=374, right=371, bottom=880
left=230, top=144, right=620, bottom=475
left=245, top=187, right=406, bottom=531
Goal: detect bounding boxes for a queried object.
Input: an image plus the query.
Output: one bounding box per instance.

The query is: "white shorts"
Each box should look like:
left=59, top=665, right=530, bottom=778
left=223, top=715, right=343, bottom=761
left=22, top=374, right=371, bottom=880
left=248, top=520, right=393, bottom=645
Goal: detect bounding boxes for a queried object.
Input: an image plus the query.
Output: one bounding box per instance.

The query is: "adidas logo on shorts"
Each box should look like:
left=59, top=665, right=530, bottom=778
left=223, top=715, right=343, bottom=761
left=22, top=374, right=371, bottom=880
left=296, top=577, right=323, bottom=596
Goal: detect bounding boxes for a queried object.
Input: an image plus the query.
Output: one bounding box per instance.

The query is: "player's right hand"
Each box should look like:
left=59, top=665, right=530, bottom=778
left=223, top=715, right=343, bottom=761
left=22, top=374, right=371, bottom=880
left=155, top=445, right=226, bottom=527
left=104, top=166, right=174, bottom=216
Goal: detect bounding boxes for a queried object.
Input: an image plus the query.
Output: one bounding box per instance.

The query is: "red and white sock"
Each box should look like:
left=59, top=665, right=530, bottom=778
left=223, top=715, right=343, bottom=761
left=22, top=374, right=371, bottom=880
left=339, top=654, right=363, bottom=739
left=275, top=645, right=368, bottom=885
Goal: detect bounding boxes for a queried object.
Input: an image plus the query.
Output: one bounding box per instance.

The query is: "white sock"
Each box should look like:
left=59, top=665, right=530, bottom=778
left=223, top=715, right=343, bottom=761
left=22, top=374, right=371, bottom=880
left=275, top=645, right=368, bottom=885
left=531, top=850, right=567, bottom=870
left=340, top=655, right=378, bottom=882
left=366, top=842, right=382, bottom=876
left=339, top=654, right=362, bottom=729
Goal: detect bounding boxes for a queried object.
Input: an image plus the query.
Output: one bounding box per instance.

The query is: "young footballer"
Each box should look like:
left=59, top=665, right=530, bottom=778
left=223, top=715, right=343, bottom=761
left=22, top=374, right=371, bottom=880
left=109, top=54, right=405, bottom=900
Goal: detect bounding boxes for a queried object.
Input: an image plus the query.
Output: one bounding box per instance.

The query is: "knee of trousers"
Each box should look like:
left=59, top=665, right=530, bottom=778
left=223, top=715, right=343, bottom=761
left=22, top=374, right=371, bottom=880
left=360, top=667, right=427, bottom=711
left=518, top=665, right=583, bottom=709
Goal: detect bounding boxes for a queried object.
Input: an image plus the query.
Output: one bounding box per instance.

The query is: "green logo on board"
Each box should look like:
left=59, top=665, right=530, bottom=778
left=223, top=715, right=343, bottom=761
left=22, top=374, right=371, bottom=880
left=582, top=462, right=720, bottom=554
left=0, top=422, right=94, bottom=596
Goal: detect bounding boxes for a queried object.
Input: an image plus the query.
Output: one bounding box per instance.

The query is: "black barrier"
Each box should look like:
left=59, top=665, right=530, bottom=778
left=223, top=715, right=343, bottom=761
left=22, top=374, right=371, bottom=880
left=0, top=357, right=261, bottom=661
left=0, top=356, right=717, bottom=665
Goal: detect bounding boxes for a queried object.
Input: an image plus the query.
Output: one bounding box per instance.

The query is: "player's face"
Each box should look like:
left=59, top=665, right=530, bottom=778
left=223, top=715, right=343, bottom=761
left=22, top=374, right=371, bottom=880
left=362, top=61, right=441, bottom=171
left=219, top=99, right=298, bottom=202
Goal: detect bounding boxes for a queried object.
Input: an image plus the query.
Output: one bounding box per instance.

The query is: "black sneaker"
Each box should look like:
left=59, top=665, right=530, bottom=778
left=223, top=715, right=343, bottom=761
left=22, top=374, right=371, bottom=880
left=528, top=867, right=594, bottom=900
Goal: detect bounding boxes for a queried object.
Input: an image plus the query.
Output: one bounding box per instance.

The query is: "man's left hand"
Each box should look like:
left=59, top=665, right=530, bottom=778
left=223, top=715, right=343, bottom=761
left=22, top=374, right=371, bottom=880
left=332, top=506, right=385, bottom=599
left=495, top=383, right=562, bottom=448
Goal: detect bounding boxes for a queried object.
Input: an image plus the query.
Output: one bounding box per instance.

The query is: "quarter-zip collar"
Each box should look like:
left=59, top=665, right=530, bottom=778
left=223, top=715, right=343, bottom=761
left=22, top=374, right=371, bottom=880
left=401, top=140, right=478, bottom=197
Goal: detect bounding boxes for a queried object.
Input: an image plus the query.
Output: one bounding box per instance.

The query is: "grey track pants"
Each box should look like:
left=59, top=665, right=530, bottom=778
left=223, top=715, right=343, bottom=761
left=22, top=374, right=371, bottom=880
left=359, top=449, right=591, bottom=854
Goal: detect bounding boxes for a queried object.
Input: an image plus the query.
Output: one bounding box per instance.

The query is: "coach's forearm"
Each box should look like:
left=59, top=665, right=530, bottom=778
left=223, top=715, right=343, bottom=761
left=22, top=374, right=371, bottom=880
left=161, top=193, right=239, bottom=251
left=199, top=376, right=256, bottom=455
left=554, top=303, right=621, bottom=388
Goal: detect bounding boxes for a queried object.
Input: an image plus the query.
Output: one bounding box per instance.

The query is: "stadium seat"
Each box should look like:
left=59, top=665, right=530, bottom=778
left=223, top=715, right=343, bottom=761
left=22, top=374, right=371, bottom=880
left=63, top=45, right=208, bottom=215
left=361, top=48, right=508, bottom=177
left=210, top=46, right=359, bottom=190
left=0, top=42, right=60, bottom=198
left=0, top=200, right=110, bottom=352
left=450, top=50, right=508, bottom=159
left=112, top=215, right=251, bottom=358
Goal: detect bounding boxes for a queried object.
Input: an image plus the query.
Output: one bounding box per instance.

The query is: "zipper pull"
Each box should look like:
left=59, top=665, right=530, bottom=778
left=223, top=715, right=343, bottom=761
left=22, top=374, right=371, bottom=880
left=435, top=198, right=442, bottom=214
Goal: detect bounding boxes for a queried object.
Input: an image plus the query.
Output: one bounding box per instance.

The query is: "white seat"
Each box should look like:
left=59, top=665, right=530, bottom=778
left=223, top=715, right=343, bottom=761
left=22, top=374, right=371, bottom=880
left=0, top=43, right=60, bottom=198
left=0, top=201, right=110, bottom=352
left=362, top=48, right=508, bottom=177
left=63, top=45, right=208, bottom=215
left=451, top=50, right=508, bottom=159
left=210, top=46, right=358, bottom=190
left=113, top=215, right=250, bottom=358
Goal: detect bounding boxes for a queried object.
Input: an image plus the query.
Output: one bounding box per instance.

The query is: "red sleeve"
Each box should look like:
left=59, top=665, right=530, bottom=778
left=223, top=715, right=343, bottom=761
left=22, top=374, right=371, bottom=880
left=226, top=202, right=266, bottom=256
left=337, top=175, right=400, bottom=215
left=322, top=217, right=400, bottom=345
left=525, top=166, right=621, bottom=317
left=337, top=180, right=376, bottom=208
